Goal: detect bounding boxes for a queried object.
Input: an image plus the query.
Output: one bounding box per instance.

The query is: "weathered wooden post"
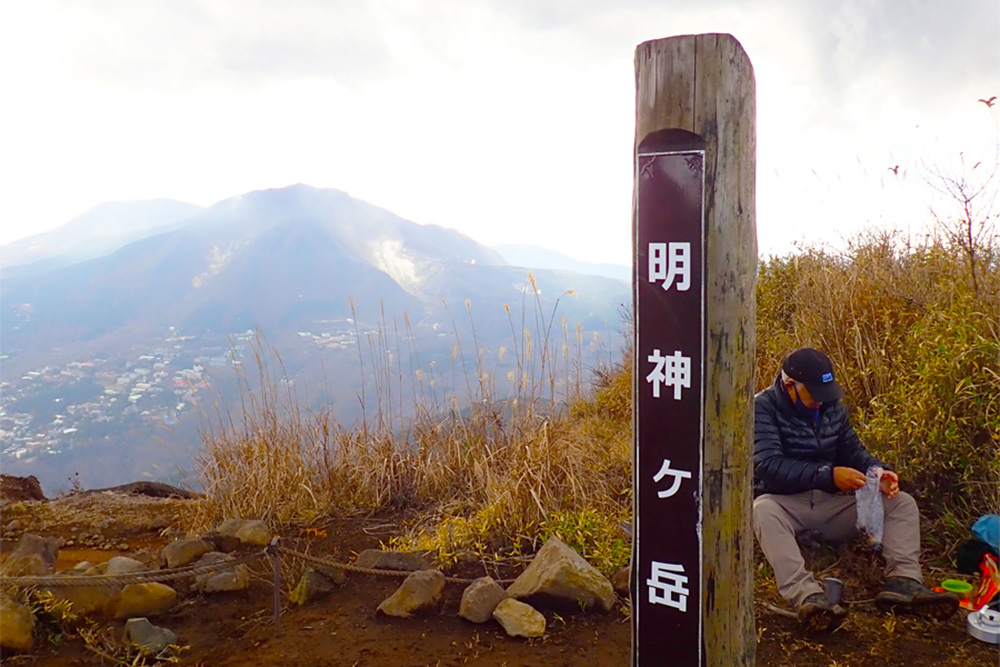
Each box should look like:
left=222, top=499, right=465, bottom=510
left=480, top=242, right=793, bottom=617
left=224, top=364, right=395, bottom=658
left=631, top=34, right=756, bottom=666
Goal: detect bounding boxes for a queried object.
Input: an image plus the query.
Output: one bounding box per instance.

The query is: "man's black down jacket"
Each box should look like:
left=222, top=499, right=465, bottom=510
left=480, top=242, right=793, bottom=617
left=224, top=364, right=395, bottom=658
left=754, top=374, right=883, bottom=496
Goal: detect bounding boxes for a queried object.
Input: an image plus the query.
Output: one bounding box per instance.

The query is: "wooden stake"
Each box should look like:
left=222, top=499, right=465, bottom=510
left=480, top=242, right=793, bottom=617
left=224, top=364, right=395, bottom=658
left=634, top=33, right=757, bottom=666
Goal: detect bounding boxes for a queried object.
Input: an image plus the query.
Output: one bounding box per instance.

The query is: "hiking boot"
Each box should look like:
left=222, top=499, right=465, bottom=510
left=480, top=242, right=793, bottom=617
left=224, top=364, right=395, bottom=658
left=798, top=592, right=848, bottom=632
left=875, top=576, right=958, bottom=619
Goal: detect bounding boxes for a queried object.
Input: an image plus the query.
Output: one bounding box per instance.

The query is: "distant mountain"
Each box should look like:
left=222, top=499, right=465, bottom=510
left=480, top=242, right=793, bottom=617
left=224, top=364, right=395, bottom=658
left=494, top=244, right=630, bottom=282
left=1, top=200, right=204, bottom=276
left=0, top=185, right=629, bottom=493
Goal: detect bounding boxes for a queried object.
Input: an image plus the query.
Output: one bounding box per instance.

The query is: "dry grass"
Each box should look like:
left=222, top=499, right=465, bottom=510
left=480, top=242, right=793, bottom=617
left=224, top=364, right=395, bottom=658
left=194, top=274, right=632, bottom=572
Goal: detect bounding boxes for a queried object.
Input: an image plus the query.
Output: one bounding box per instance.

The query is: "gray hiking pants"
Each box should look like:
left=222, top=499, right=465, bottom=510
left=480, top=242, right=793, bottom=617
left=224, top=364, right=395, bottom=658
left=753, top=489, right=923, bottom=608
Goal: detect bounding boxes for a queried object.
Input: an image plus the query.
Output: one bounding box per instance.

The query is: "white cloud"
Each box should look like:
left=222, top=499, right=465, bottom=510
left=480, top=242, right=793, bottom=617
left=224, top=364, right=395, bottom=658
left=1, top=0, right=997, bottom=265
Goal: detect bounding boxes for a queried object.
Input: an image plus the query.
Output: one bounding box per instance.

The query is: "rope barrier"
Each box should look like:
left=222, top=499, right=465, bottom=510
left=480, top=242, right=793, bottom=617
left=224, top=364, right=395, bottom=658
left=0, top=551, right=268, bottom=589
left=0, top=541, right=510, bottom=592
left=275, top=545, right=512, bottom=585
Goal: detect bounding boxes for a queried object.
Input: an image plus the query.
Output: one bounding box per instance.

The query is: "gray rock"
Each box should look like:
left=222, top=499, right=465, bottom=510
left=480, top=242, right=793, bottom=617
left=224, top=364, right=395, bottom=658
left=198, top=565, right=250, bottom=593
left=376, top=569, right=446, bottom=617
left=493, top=598, right=546, bottom=638
left=289, top=567, right=342, bottom=606
left=123, top=617, right=177, bottom=654
left=192, top=551, right=246, bottom=592
left=355, top=549, right=435, bottom=572
left=147, top=515, right=171, bottom=532
left=215, top=518, right=271, bottom=546
left=159, top=539, right=213, bottom=569
left=505, top=537, right=616, bottom=612
left=112, top=583, right=177, bottom=620
left=0, top=593, right=35, bottom=651
left=4, top=519, right=24, bottom=534
left=459, top=576, right=507, bottom=623
left=105, top=556, right=150, bottom=576
left=2, top=533, right=60, bottom=576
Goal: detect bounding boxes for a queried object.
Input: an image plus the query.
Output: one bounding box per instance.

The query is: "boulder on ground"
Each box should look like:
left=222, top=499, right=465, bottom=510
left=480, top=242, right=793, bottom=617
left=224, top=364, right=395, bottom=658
left=0, top=474, right=45, bottom=502
left=0, top=593, right=35, bottom=651
left=376, top=569, right=446, bottom=617
left=112, top=582, right=177, bottom=620
left=505, top=537, right=616, bottom=612
left=289, top=567, right=343, bottom=606
left=493, top=598, right=546, bottom=638
left=160, top=539, right=213, bottom=569
left=215, top=518, right=271, bottom=546
left=355, top=549, right=435, bottom=572
left=3, top=533, right=60, bottom=577
left=124, top=617, right=178, bottom=654
left=459, top=576, right=507, bottom=623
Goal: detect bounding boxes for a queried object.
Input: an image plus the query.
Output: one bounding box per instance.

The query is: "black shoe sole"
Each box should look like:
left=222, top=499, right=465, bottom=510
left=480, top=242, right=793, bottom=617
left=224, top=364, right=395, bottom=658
left=799, top=605, right=848, bottom=632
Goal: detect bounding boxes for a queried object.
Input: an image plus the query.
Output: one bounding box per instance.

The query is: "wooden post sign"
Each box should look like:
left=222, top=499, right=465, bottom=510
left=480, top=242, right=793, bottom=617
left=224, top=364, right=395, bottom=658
left=631, top=34, right=757, bottom=666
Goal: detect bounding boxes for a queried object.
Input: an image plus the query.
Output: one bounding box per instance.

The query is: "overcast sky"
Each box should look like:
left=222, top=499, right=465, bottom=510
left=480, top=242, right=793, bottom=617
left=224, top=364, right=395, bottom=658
left=1, top=0, right=997, bottom=265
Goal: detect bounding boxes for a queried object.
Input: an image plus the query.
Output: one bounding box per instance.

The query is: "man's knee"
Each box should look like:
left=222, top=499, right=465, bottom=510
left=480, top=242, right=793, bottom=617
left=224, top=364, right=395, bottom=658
left=753, top=495, right=791, bottom=536
left=886, top=490, right=919, bottom=519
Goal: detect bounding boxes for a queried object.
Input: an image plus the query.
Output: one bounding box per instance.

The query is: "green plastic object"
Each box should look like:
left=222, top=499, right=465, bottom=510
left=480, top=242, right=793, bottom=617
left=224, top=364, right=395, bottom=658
left=941, top=579, right=974, bottom=594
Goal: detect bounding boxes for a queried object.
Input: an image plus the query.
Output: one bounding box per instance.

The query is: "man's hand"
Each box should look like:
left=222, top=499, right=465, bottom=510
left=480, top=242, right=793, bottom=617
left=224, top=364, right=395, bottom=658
left=879, top=469, right=900, bottom=499
left=833, top=466, right=866, bottom=492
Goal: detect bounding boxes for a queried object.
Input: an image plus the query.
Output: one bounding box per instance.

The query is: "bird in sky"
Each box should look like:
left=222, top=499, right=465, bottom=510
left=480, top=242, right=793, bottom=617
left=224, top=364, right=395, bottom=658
left=888, top=165, right=900, bottom=175
left=979, top=96, right=997, bottom=108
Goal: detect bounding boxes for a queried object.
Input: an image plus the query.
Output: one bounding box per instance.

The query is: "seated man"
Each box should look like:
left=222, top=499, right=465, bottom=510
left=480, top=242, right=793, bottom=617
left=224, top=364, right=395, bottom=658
left=753, top=347, right=956, bottom=630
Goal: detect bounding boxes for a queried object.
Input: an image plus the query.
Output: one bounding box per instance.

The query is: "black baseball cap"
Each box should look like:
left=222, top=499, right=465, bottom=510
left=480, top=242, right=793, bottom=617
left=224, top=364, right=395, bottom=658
left=781, top=347, right=845, bottom=403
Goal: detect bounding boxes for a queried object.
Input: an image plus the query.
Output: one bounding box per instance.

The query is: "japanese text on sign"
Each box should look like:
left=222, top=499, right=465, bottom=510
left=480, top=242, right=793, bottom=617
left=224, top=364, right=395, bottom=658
left=648, top=242, right=691, bottom=291
left=652, top=459, right=692, bottom=498
left=645, top=349, right=691, bottom=400
left=647, top=562, right=690, bottom=612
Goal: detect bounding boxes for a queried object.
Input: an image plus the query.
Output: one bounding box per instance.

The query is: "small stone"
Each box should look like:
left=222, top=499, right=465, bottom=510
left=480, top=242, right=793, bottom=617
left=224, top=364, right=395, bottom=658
left=199, top=565, right=250, bottom=593
left=113, top=583, right=177, bottom=620
left=459, top=576, right=507, bottom=623
left=124, top=617, right=177, bottom=654
left=355, top=549, right=435, bottom=572
left=4, top=519, right=24, bottom=533
left=493, top=598, right=546, bottom=638
left=193, top=553, right=250, bottom=593
left=105, top=557, right=149, bottom=576
left=159, top=539, right=213, bottom=569
left=376, top=569, right=446, bottom=617
left=0, top=593, right=35, bottom=652
left=611, top=566, right=630, bottom=597
left=215, top=518, right=271, bottom=546
left=289, top=568, right=341, bottom=606
left=119, top=542, right=129, bottom=551
left=147, top=515, right=171, bottom=531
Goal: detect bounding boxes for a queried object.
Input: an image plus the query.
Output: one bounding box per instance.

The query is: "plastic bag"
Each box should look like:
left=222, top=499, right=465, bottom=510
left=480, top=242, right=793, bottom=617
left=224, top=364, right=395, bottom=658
left=855, top=466, right=884, bottom=551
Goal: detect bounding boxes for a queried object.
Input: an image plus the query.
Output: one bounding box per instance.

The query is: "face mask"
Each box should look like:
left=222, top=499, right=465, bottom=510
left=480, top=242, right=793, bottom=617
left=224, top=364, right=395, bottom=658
left=788, top=384, right=819, bottom=419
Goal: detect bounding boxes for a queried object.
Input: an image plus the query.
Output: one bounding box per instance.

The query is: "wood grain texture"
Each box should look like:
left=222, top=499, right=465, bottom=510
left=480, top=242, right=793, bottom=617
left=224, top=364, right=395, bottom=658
left=635, top=33, right=757, bottom=666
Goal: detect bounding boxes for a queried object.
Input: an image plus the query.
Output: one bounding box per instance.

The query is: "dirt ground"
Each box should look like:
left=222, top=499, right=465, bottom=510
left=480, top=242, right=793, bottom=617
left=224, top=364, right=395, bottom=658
left=1, top=494, right=996, bottom=666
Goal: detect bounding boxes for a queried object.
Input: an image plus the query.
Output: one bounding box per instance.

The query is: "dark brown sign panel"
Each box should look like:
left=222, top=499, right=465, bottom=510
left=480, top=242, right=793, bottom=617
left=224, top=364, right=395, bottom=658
left=632, top=132, right=706, bottom=667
